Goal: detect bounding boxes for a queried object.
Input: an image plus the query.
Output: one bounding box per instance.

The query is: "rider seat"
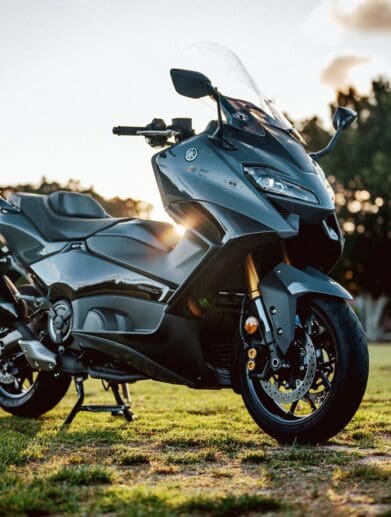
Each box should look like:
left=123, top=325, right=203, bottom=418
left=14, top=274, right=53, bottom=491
left=9, top=191, right=125, bottom=241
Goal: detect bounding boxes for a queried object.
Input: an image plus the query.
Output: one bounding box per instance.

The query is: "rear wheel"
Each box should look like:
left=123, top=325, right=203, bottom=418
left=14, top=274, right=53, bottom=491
left=239, top=296, right=368, bottom=444
left=0, top=287, right=71, bottom=418
left=0, top=356, right=71, bottom=418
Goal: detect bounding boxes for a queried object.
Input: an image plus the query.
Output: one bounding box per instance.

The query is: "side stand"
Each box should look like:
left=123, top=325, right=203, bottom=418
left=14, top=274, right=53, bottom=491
left=62, top=376, right=135, bottom=429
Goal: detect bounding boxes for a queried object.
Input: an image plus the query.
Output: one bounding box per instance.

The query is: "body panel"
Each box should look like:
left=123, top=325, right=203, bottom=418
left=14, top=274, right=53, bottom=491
left=87, top=225, right=210, bottom=287
left=154, top=125, right=335, bottom=237
left=0, top=211, right=67, bottom=263
left=30, top=247, right=171, bottom=302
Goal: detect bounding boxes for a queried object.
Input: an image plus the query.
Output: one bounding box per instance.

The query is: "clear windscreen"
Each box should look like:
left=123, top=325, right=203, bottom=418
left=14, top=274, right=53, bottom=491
left=181, top=42, right=294, bottom=133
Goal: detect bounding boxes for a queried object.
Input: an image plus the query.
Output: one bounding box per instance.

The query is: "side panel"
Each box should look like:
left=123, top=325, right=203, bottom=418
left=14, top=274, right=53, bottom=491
left=0, top=212, right=66, bottom=263
left=72, top=294, right=166, bottom=333
left=164, top=202, right=285, bottom=317
left=30, top=247, right=215, bottom=385
left=86, top=224, right=211, bottom=287
left=73, top=310, right=211, bottom=385
left=30, top=247, right=171, bottom=302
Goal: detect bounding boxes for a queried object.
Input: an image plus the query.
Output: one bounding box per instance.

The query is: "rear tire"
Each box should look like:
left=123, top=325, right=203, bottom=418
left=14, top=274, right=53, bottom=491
left=0, top=371, right=71, bottom=418
left=0, top=284, right=71, bottom=418
left=239, top=297, right=369, bottom=444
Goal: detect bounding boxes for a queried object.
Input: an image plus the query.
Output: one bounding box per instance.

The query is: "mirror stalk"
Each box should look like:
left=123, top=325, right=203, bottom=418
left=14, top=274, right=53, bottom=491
left=209, top=90, right=237, bottom=150
left=309, top=128, right=343, bottom=161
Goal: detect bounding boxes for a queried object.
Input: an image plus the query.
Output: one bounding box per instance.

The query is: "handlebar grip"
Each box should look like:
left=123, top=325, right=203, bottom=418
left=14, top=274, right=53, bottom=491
left=112, top=126, right=145, bottom=136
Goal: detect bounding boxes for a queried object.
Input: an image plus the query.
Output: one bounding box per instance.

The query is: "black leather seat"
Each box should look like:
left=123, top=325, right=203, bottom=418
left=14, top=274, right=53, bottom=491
left=49, top=191, right=109, bottom=219
left=10, top=191, right=125, bottom=241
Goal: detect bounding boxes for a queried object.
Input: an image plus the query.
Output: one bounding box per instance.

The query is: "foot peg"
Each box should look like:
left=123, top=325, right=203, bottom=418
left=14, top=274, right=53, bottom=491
left=62, top=377, right=135, bottom=429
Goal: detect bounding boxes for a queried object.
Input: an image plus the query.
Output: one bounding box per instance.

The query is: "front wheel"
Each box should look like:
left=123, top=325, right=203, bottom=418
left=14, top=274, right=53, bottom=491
left=239, top=297, right=369, bottom=444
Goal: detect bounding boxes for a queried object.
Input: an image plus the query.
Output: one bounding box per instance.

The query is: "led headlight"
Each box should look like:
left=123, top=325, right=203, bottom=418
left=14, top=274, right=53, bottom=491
left=244, top=166, right=319, bottom=204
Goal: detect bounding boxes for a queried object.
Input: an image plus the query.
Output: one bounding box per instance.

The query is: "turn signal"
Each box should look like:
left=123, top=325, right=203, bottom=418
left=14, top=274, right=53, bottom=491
left=244, top=316, right=259, bottom=334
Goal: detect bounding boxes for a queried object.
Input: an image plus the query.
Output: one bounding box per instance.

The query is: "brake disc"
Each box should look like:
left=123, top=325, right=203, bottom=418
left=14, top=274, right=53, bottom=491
left=0, top=361, right=16, bottom=385
left=260, top=336, right=317, bottom=404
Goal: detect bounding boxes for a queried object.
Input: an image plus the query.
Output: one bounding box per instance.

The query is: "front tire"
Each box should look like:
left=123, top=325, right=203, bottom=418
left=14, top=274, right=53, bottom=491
left=239, top=297, right=369, bottom=444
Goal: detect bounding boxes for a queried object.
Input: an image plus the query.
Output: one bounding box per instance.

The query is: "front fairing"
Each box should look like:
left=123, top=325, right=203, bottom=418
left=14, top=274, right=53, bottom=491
left=154, top=123, right=335, bottom=238
left=155, top=132, right=296, bottom=238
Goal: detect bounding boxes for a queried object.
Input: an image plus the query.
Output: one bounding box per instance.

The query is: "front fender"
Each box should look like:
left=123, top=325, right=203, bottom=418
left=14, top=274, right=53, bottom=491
left=260, top=262, right=352, bottom=354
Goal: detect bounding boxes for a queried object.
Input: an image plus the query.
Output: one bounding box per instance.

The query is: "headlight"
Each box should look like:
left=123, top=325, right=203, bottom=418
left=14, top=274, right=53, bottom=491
left=244, top=166, right=319, bottom=204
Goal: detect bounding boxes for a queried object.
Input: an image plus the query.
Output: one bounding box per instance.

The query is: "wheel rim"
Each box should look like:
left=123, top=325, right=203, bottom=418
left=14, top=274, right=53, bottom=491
left=0, top=352, right=39, bottom=399
left=246, top=302, right=338, bottom=423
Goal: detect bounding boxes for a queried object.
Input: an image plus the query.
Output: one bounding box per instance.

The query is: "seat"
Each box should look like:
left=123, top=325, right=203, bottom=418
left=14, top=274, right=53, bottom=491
left=49, top=191, right=108, bottom=219
left=10, top=191, right=126, bottom=241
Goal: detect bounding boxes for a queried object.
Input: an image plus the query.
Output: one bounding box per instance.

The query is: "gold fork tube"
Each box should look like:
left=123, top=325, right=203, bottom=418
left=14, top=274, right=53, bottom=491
left=244, top=253, right=274, bottom=344
left=244, top=253, right=261, bottom=300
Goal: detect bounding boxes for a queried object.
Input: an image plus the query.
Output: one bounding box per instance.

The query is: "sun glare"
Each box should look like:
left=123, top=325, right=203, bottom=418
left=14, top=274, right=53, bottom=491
left=174, top=224, right=186, bottom=236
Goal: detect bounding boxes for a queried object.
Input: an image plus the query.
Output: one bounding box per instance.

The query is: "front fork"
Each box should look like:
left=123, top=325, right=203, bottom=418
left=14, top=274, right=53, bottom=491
left=244, top=254, right=281, bottom=371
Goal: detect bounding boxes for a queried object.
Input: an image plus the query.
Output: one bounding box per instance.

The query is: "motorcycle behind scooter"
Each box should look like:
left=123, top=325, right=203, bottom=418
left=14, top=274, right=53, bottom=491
left=0, top=45, right=368, bottom=443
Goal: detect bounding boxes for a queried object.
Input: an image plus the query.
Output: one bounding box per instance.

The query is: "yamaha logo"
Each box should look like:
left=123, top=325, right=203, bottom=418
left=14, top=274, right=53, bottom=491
left=185, top=147, right=198, bottom=162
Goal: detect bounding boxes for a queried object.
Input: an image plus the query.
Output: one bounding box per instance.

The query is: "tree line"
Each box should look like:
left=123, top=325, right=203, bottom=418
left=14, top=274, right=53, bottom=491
left=0, top=179, right=153, bottom=220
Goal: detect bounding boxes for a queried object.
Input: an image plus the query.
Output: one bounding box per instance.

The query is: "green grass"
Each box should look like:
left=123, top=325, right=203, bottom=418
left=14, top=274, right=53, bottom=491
left=50, top=465, right=114, bottom=485
left=240, top=450, right=267, bottom=464
left=0, top=344, right=389, bottom=515
left=91, top=488, right=285, bottom=516
left=0, top=476, right=81, bottom=515
left=334, top=464, right=391, bottom=482
left=118, top=451, right=150, bottom=466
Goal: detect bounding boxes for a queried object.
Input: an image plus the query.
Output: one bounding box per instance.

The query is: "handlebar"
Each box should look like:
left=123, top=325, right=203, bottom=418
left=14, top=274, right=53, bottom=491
left=112, top=118, right=194, bottom=148
left=112, top=126, right=145, bottom=136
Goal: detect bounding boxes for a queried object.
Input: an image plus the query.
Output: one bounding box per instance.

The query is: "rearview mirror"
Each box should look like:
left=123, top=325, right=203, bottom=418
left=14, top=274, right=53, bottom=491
left=332, top=107, right=357, bottom=131
left=170, top=69, right=215, bottom=99
left=310, top=106, right=358, bottom=161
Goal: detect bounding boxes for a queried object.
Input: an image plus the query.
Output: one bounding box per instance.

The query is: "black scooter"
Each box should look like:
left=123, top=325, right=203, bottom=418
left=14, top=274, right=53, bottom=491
left=0, top=53, right=368, bottom=444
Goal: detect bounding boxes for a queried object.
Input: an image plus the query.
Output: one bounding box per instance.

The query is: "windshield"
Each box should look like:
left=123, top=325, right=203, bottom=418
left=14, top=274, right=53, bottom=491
left=181, top=42, right=295, bottom=133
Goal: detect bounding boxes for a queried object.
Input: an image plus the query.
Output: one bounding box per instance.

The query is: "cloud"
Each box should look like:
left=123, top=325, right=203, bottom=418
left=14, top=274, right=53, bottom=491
left=320, top=55, right=371, bottom=88
left=333, top=0, right=391, bottom=32
left=301, top=1, right=341, bottom=43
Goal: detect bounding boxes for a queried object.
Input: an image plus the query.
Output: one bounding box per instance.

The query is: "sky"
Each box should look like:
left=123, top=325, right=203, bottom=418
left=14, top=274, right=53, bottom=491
left=0, top=0, right=390, bottom=221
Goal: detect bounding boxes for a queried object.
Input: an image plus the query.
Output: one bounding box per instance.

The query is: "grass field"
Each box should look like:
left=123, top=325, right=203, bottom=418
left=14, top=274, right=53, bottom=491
left=0, top=344, right=389, bottom=516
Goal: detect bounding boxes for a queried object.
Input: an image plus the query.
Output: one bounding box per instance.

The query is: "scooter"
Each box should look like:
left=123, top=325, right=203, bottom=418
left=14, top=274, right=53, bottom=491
left=0, top=48, right=368, bottom=444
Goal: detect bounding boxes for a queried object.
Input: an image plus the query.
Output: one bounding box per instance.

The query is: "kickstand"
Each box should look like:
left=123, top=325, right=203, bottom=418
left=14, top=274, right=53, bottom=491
left=61, top=376, right=135, bottom=429
left=110, top=383, right=134, bottom=422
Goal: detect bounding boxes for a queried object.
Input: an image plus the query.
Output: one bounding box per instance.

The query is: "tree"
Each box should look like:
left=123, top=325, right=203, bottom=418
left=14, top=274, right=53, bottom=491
left=0, top=177, right=153, bottom=220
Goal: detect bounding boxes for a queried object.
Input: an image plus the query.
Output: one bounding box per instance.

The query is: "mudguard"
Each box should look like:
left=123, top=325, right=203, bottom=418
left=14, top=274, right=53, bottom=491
left=260, top=262, right=352, bottom=354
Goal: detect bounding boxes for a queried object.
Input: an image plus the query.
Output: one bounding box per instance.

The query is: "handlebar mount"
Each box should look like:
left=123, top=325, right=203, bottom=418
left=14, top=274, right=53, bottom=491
left=113, top=118, right=194, bottom=148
